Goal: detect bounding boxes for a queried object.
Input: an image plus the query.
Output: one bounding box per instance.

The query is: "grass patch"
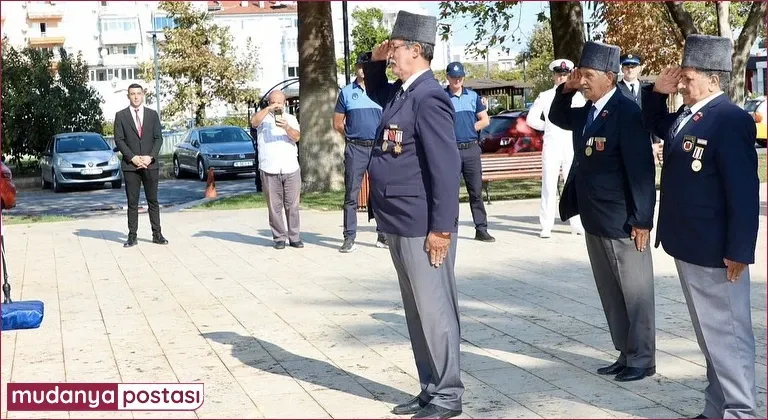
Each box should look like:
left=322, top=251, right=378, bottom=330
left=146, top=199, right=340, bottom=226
left=201, top=178, right=543, bottom=212
left=758, top=152, right=767, bottom=183
left=3, top=214, right=73, bottom=225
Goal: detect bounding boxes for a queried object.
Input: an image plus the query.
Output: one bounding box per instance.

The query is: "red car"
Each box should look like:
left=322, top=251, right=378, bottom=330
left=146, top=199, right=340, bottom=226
left=1, top=160, right=17, bottom=210
left=479, top=111, right=544, bottom=154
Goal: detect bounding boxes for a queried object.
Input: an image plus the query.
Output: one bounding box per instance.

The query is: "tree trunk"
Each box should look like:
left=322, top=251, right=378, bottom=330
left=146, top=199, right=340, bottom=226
left=664, top=2, right=698, bottom=38
left=195, top=78, right=206, bottom=126
left=297, top=1, right=344, bottom=192
left=549, top=1, right=585, bottom=63
left=729, top=0, right=766, bottom=106
left=715, top=2, right=732, bottom=40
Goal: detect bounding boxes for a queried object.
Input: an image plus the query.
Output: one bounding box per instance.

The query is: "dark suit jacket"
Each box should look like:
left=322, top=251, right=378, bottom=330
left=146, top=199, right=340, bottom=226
left=362, top=61, right=461, bottom=237
left=617, top=80, right=648, bottom=108
left=642, top=88, right=759, bottom=268
left=114, top=106, right=163, bottom=172
left=549, top=85, right=656, bottom=239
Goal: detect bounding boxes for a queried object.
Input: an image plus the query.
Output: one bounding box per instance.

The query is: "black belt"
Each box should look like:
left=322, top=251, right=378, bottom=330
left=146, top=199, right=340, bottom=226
left=457, top=140, right=477, bottom=150
left=347, top=139, right=375, bottom=147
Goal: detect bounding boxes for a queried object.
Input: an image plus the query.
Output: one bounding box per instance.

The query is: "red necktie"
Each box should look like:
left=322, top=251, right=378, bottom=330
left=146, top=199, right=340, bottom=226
left=134, top=108, right=143, bottom=138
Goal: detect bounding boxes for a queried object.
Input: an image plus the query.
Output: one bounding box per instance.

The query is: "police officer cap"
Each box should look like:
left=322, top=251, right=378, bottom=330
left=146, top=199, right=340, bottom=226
left=356, top=52, right=371, bottom=65
left=390, top=11, right=437, bottom=46
left=446, top=62, right=465, bottom=78
left=549, top=59, right=574, bottom=73
left=681, top=34, right=733, bottom=72
left=620, top=54, right=642, bottom=66
left=578, top=41, right=621, bottom=73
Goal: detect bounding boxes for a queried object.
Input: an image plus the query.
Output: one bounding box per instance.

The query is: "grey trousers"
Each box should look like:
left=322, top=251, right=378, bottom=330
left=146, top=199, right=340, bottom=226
left=675, top=259, right=757, bottom=419
left=584, top=233, right=656, bottom=368
left=261, top=169, right=301, bottom=243
left=387, top=234, right=464, bottom=411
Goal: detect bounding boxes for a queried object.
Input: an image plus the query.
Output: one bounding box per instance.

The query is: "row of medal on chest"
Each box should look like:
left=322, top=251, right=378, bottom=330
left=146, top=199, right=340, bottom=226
left=583, top=135, right=706, bottom=172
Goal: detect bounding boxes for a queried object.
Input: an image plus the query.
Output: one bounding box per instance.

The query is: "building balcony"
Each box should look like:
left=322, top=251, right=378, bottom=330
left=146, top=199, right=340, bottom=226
left=100, top=53, right=140, bottom=67
left=26, top=2, right=64, bottom=20
left=27, top=31, right=66, bottom=47
left=100, top=31, right=141, bottom=46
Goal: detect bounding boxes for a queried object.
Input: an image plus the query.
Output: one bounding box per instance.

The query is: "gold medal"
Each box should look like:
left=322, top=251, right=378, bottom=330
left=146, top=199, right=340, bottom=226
left=585, top=146, right=593, bottom=156
left=381, top=141, right=388, bottom=152
left=393, top=143, right=403, bottom=155
left=691, top=160, right=702, bottom=172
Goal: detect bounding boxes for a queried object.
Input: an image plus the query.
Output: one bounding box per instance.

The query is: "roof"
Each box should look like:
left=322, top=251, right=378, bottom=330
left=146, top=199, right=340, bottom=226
left=207, top=1, right=297, bottom=15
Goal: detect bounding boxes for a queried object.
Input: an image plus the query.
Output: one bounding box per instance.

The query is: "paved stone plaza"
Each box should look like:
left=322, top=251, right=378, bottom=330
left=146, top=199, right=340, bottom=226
left=1, top=194, right=766, bottom=419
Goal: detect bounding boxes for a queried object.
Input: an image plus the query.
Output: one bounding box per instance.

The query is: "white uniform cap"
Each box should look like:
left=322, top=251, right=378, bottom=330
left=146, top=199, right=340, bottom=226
left=549, top=59, right=574, bottom=72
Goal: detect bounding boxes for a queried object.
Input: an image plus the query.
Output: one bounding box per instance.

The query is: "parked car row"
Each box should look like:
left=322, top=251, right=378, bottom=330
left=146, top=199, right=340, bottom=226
left=172, top=125, right=257, bottom=182
left=480, top=110, right=544, bottom=154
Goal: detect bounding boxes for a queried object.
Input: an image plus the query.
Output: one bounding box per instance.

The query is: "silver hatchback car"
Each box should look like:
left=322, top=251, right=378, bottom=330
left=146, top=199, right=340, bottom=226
left=40, top=132, right=123, bottom=192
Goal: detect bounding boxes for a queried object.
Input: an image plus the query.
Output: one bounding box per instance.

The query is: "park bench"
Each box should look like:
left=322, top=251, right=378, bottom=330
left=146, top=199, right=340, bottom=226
left=356, top=151, right=545, bottom=210
left=481, top=151, right=543, bottom=204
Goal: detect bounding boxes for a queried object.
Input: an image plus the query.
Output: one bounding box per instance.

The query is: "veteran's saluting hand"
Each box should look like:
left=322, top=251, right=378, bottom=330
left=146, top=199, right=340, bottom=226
left=652, top=66, right=682, bottom=95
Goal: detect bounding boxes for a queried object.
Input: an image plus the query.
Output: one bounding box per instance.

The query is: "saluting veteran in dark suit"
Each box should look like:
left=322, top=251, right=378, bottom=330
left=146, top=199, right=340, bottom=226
left=114, top=83, right=168, bottom=248
left=642, top=34, right=759, bottom=419
left=549, top=42, right=657, bottom=382
left=363, top=11, right=463, bottom=419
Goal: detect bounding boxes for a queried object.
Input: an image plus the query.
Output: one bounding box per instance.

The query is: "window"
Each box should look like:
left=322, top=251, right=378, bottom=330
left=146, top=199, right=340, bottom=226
left=100, top=1, right=107, bottom=6
left=101, top=18, right=136, bottom=33
left=89, top=70, right=95, bottom=81
left=55, top=134, right=110, bottom=153
left=39, top=22, right=47, bottom=34
left=287, top=66, right=298, bottom=78
left=152, top=16, right=175, bottom=31
left=96, top=69, right=106, bottom=81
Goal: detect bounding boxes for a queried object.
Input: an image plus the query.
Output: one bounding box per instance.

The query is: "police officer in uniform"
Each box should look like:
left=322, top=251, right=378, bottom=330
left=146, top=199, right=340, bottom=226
left=334, top=52, right=387, bottom=252
left=617, top=54, right=646, bottom=107
left=364, top=11, right=463, bottom=419
left=444, top=62, right=495, bottom=242
left=550, top=41, right=657, bottom=382
left=642, top=34, right=759, bottom=419
left=526, top=58, right=586, bottom=238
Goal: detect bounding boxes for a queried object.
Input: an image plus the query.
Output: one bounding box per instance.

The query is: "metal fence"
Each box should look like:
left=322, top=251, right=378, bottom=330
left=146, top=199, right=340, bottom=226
left=103, top=130, right=187, bottom=156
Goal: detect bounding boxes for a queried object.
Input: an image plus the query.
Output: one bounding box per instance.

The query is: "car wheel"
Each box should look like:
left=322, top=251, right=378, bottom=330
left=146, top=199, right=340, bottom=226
left=197, top=158, right=207, bottom=182
left=52, top=171, right=63, bottom=193
left=111, top=180, right=122, bottom=189
left=41, top=173, right=51, bottom=189
left=173, top=156, right=183, bottom=178
left=757, top=138, right=766, bottom=148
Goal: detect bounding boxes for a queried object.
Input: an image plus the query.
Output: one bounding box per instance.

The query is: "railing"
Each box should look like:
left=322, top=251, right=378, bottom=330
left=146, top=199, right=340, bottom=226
left=103, top=130, right=187, bottom=156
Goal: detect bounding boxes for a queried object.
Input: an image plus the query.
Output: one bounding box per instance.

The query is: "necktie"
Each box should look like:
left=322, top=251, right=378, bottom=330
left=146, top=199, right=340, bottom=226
left=134, top=108, right=143, bottom=138
left=630, top=83, right=636, bottom=97
left=669, top=106, right=692, bottom=139
left=583, top=105, right=597, bottom=134
left=394, top=87, right=404, bottom=102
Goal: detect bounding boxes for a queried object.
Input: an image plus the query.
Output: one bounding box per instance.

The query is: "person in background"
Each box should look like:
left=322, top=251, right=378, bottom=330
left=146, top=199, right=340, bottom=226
left=333, top=52, right=387, bottom=253
left=250, top=90, right=303, bottom=250
left=642, top=34, right=759, bottom=419
left=445, top=61, right=495, bottom=243
left=114, top=83, right=168, bottom=248
left=526, top=58, right=586, bottom=238
left=617, top=54, right=663, bottom=164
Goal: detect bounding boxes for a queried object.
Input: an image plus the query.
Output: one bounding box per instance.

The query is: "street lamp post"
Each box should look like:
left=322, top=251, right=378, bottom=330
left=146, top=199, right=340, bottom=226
left=342, top=1, right=351, bottom=85
left=147, top=30, right=162, bottom=118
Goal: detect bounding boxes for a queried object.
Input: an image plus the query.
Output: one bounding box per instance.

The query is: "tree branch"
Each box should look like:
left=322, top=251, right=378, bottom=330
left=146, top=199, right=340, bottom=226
left=664, top=2, right=698, bottom=38
left=716, top=2, right=733, bottom=40
left=734, top=0, right=766, bottom=58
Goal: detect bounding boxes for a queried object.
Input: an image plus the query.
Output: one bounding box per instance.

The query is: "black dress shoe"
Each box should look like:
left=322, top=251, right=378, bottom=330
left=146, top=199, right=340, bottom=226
left=615, top=366, right=656, bottom=382
left=391, top=396, right=428, bottom=415
left=289, top=240, right=304, bottom=248
left=597, top=360, right=626, bottom=375
left=152, top=235, right=169, bottom=245
left=123, top=237, right=138, bottom=248
left=412, top=403, right=461, bottom=419
left=690, top=415, right=707, bottom=419
left=274, top=241, right=286, bottom=250
left=474, top=230, right=496, bottom=242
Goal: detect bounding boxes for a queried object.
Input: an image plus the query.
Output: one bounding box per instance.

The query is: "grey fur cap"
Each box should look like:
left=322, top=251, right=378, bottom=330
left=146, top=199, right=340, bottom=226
left=681, top=34, right=733, bottom=72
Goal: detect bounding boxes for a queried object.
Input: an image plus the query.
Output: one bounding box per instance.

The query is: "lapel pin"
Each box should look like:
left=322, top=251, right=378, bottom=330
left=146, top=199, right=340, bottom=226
left=692, top=112, right=703, bottom=122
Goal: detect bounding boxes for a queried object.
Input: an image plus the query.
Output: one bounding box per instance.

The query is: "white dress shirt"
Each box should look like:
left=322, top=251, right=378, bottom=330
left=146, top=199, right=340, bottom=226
left=401, top=68, right=430, bottom=91
left=131, top=105, right=145, bottom=132
left=673, top=91, right=724, bottom=136
left=590, top=87, right=617, bottom=120
left=256, top=112, right=301, bottom=175
left=623, top=80, right=640, bottom=96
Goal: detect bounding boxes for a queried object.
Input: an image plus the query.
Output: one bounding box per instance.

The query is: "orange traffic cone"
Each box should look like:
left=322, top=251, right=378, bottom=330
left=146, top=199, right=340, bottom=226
left=205, top=167, right=217, bottom=199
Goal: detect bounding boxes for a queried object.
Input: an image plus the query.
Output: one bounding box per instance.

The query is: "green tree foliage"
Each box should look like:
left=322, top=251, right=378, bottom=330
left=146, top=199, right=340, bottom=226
left=336, top=7, right=390, bottom=76
left=138, top=1, right=260, bottom=127
left=518, top=23, right=554, bottom=99
left=1, top=38, right=104, bottom=162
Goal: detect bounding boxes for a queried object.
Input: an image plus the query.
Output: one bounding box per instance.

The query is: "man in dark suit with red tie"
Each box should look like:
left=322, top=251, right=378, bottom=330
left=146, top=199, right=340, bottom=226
left=114, top=83, right=168, bottom=248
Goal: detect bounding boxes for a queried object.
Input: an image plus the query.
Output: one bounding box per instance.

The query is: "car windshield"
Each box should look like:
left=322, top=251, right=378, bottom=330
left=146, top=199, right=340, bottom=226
left=199, top=127, right=251, bottom=144
left=55, top=135, right=110, bottom=153
left=744, top=99, right=764, bottom=113
left=481, top=117, right=517, bottom=136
